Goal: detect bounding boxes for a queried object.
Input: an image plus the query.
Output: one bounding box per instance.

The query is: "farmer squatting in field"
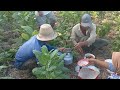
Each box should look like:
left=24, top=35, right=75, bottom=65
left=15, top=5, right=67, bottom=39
left=70, top=14, right=109, bottom=54
left=14, top=24, right=66, bottom=70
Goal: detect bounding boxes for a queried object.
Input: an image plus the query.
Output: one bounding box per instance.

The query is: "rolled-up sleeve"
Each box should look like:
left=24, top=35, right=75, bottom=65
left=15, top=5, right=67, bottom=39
left=87, top=24, right=97, bottom=47
left=108, top=62, right=116, bottom=72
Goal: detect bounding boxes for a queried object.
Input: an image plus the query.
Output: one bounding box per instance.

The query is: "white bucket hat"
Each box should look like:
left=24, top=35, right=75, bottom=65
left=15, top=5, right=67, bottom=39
left=81, top=14, right=92, bottom=28
left=36, top=24, right=57, bottom=41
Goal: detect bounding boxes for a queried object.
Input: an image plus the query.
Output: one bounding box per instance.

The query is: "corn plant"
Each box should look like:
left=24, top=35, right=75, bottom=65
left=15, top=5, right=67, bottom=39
left=32, top=45, right=70, bottom=79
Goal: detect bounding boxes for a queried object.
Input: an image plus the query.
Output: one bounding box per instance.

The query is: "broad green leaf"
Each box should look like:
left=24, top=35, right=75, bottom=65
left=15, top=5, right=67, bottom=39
left=21, top=26, right=33, bottom=35
left=33, top=50, right=41, bottom=62
left=61, top=67, right=70, bottom=73
left=49, top=49, right=54, bottom=54
left=41, top=45, right=48, bottom=53
left=58, top=60, right=64, bottom=67
left=47, top=66, right=56, bottom=71
left=41, top=45, right=49, bottom=54
left=55, top=70, right=62, bottom=76
left=0, top=65, right=8, bottom=71
left=33, top=48, right=50, bottom=65
left=50, top=49, right=58, bottom=59
left=32, top=67, right=46, bottom=76
left=32, top=30, right=38, bottom=36
left=12, top=12, right=19, bottom=19
left=14, top=37, right=23, bottom=46
left=59, top=53, right=66, bottom=60
left=0, top=77, right=14, bottom=79
left=21, top=33, right=30, bottom=40
left=25, top=16, right=29, bottom=21
left=50, top=72, right=56, bottom=78
left=39, top=53, right=50, bottom=65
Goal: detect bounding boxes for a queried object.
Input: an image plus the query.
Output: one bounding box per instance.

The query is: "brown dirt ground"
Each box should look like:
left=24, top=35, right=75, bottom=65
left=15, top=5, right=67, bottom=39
left=5, top=45, right=112, bottom=79
left=66, top=45, right=112, bottom=79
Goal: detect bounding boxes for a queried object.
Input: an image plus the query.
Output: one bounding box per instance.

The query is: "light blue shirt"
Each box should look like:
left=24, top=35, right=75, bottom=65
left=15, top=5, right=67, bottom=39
left=15, top=35, right=56, bottom=63
left=108, top=62, right=116, bottom=72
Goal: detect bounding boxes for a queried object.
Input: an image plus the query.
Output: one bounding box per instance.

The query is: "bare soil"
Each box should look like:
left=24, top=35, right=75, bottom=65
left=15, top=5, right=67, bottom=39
left=4, top=45, right=112, bottom=79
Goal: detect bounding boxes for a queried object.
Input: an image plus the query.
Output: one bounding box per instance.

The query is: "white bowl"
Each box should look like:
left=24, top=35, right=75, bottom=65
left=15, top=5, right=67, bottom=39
left=84, top=53, right=95, bottom=59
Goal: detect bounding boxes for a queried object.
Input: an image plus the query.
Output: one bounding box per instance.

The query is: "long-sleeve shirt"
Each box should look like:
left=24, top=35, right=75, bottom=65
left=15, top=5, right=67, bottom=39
left=15, top=35, right=56, bottom=63
left=105, top=59, right=120, bottom=79
left=70, top=23, right=97, bottom=47
left=35, top=11, right=51, bottom=16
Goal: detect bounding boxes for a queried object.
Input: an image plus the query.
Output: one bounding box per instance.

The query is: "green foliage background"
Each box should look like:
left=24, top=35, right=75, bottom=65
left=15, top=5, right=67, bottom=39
left=0, top=11, right=120, bottom=78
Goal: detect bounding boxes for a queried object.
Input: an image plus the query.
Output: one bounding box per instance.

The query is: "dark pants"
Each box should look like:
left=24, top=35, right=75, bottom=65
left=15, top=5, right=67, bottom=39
left=14, top=59, right=38, bottom=70
left=82, top=38, right=109, bottom=53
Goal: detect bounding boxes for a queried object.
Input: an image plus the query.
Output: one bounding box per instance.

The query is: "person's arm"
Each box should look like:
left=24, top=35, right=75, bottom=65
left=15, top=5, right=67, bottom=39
left=70, top=27, right=77, bottom=45
left=70, top=26, right=84, bottom=53
left=75, top=41, right=89, bottom=47
left=46, top=44, right=67, bottom=53
left=107, top=62, right=116, bottom=72
left=86, top=24, right=97, bottom=47
left=88, top=58, right=109, bottom=69
left=46, top=44, right=57, bottom=51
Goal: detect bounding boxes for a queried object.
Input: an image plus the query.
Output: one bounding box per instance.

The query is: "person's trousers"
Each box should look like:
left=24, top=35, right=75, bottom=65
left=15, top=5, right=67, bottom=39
left=82, top=38, right=109, bottom=53
left=14, top=59, right=38, bottom=70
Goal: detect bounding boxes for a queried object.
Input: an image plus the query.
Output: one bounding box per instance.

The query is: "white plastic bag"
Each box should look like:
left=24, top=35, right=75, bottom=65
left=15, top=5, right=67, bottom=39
left=78, top=66, right=100, bottom=79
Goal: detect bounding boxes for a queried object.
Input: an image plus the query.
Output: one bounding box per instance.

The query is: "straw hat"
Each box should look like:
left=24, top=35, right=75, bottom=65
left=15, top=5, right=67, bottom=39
left=36, top=24, right=57, bottom=41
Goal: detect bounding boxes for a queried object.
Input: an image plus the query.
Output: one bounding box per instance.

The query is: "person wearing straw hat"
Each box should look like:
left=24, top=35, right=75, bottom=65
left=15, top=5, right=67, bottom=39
left=35, top=11, right=57, bottom=28
left=88, top=52, right=120, bottom=79
left=14, top=24, right=65, bottom=70
left=70, top=13, right=109, bottom=54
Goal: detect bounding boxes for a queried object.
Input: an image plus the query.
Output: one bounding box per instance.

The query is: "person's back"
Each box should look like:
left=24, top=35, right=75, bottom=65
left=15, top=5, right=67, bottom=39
left=35, top=11, right=57, bottom=28
left=14, top=24, right=59, bottom=70
left=15, top=35, right=57, bottom=68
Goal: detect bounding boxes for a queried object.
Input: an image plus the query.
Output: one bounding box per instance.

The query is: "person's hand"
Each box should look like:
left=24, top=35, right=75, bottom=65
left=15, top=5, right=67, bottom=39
left=87, top=58, right=96, bottom=65
left=58, top=47, right=66, bottom=52
left=74, top=43, right=83, bottom=54
left=74, top=42, right=85, bottom=49
left=84, top=53, right=95, bottom=59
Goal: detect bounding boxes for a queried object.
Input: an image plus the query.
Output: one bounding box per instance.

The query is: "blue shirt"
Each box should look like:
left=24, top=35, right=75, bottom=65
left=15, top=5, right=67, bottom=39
left=108, top=62, right=116, bottom=72
left=15, top=35, right=56, bottom=62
